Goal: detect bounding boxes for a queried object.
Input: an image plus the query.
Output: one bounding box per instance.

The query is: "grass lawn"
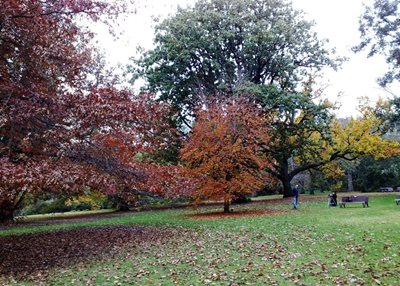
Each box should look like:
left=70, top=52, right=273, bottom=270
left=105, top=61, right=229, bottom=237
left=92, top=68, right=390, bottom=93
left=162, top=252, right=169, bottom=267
left=0, top=193, right=399, bottom=285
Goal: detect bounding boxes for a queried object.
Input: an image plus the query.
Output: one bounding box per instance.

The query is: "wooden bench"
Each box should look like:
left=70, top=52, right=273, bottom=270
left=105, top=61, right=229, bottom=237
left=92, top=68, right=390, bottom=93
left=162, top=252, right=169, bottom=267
left=396, top=195, right=400, bottom=205
left=339, top=196, right=369, bottom=208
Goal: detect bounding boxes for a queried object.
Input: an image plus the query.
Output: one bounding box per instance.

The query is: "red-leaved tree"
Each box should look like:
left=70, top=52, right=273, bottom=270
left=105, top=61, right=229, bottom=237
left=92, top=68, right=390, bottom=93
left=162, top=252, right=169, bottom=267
left=180, top=97, right=274, bottom=213
left=0, top=0, right=180, bottom=220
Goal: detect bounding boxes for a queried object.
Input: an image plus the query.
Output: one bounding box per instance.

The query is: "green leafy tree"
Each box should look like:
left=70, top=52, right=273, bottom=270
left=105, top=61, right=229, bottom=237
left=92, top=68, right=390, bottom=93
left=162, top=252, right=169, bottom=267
left=247, top=83, right=336, bottom=197
left=256, top=90, right=400, bottom=197
left=354, top=0, right=400, bottom=86
left=353, top=156, right=400, bottom=192
left=134, top=0, right=338, bottom=127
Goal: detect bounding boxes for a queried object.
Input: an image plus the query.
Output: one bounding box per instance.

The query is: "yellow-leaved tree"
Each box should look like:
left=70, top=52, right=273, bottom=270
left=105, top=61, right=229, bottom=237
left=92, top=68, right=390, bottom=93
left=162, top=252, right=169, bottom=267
left=311, top=105, right=400, bottom=190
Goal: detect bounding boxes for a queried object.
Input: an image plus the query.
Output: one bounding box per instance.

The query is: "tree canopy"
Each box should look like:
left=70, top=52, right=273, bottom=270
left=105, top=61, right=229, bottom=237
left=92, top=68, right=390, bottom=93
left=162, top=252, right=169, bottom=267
left=0, top=0, right=178, bottom=220
left=354, top=0, right=400, bottom=86
left=255, top=85, right=400, bottom=196
left=243, top=82, right=334, bottom=196
left=180, top=97, right=273, bottom=212
left=134, top=0, right=338, bottom=126
left=353, top=156, right=400, bottom=192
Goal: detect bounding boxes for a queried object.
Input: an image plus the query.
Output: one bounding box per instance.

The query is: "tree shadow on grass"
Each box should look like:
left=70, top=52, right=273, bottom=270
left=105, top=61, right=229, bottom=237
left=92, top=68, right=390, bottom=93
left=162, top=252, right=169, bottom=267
left=0, top=226, right=176, bottom=279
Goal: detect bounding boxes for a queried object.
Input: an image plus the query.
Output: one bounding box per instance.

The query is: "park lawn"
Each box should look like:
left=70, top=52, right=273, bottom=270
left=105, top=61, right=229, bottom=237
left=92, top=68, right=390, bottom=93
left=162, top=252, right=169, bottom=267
left=0, top=193, right=399, bottom=285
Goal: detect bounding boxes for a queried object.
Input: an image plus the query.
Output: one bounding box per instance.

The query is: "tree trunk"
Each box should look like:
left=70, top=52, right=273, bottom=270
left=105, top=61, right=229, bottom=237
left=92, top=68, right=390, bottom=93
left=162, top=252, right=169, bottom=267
left=347, top=171, right=354, bottom=192
left=280, top=160, right=293, bottom=198
left=0, top=201, right=15, bottom=222
left=223, top=198, right=231, bottom=213
left=282, top=176, right=292, bottom=198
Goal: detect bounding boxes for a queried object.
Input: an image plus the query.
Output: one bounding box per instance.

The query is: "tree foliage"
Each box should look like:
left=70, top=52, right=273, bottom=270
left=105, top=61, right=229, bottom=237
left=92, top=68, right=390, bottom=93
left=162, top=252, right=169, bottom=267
left=354, top=0, right=400, bottom=86
left=133, top=0, right=344, bottom=198
left=316, top=110, right=400, bottom=191
left=353, top=156, right=400, bottom=192
left=134, top=0, right=337, bottom=125
left=180, top=97, right=273, bottom=212
left=243, top=82, right=334, bottom=196
left=0, top=0, right=179, bottom=220
left=330, top=112, right=399, bottom=160
left=0, top=87, right=179, bottom=220
left=254, top=85, right=400, bottom=196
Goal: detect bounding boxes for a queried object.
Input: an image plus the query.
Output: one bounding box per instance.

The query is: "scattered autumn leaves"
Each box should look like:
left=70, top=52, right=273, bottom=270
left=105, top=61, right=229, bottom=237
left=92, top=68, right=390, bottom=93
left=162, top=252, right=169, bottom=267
left=188, top=210, right=286, bottom=220
left=1, top=205, right=399, bottom=286
left=0, top=226, right=176, bottom=279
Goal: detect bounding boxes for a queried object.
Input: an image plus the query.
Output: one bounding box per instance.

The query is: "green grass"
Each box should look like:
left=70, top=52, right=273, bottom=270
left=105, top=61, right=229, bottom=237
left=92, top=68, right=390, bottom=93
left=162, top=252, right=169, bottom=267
left=1, top=193, right=399, bottom=285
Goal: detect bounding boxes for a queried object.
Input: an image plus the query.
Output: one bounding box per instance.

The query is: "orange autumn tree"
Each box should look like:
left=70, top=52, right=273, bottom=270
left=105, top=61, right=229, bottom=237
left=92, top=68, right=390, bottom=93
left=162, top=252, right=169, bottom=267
left=180, top=97, right=273, bottom=213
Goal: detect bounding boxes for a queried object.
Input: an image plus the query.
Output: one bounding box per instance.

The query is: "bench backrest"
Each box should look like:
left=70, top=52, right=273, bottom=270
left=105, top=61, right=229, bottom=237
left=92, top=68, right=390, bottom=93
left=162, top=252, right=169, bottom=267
left=341, top=196, right=368, bottom=203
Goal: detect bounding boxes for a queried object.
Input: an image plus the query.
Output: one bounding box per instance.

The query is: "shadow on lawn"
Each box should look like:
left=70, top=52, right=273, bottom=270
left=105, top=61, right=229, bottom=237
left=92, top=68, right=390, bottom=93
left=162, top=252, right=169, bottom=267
left=0, top=225, right=176, bottom=279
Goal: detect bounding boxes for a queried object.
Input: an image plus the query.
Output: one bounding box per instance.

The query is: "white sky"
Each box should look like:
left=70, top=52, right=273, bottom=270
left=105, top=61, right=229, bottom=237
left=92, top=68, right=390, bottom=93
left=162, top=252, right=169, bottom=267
left=95, top=0, right=399, bottom=118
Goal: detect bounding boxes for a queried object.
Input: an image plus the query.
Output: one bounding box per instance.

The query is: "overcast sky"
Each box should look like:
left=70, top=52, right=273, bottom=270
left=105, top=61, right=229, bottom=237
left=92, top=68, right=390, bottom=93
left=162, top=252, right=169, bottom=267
left=95, top=0, right=399, bottom=118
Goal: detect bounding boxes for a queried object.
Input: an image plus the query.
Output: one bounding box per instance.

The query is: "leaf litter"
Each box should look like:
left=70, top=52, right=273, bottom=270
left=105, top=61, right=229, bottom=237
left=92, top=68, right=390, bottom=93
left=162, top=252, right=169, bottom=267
left=0, top=225, right=178, bottom=279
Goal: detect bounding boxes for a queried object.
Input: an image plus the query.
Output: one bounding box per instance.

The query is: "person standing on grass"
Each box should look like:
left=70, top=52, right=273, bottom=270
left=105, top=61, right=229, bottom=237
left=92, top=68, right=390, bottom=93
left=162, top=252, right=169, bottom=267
left=291, top=184, right=299, bottom=209
left=329, top=191, right=337, bottom=206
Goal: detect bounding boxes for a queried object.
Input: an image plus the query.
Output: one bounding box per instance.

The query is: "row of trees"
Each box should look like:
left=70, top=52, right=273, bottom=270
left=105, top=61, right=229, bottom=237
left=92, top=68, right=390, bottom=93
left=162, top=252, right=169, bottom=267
left=1, top=0, right=399, bottom=219
left=134, top=0, right=400, bottom=199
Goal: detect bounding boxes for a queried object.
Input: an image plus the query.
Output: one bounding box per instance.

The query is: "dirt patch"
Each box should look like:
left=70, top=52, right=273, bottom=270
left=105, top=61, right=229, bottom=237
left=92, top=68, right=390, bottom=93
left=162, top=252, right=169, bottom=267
left=0, top=225, right=177, bottom=279
left=188, top=209, right=287, bottom=220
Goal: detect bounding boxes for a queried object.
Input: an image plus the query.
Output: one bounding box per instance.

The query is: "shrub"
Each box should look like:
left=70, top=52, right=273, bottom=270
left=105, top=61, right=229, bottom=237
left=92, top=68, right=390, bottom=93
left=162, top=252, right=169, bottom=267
left=65, top=190, right=107, bottom=211
left=19, top=197, right=70, bottom=216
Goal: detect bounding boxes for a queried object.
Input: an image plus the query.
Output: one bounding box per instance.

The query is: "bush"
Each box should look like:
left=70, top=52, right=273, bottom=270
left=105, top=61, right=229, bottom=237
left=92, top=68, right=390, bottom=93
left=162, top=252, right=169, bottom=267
left=18, top=190, right=108, bottom=216
left=65, top=191, right=106, bottom=211
left=19, top=197, right=70, bottom=216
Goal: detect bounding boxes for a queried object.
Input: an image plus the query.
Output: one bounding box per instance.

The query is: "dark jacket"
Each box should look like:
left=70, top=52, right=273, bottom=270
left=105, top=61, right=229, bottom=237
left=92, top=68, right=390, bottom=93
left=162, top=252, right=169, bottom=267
left=291, top=187, right=299, bottom=198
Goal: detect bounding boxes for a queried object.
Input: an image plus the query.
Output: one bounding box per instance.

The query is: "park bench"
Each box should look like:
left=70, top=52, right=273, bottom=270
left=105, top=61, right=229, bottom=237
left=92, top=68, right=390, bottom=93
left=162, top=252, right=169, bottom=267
left=339, top=196, right=369, bottom=208
left=396, top=195, right=400, bottom=205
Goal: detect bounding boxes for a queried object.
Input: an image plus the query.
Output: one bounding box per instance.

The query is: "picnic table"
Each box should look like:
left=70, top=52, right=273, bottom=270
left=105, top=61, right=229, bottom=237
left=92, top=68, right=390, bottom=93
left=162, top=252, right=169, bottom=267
left=339, top=196, right=369, bottom=208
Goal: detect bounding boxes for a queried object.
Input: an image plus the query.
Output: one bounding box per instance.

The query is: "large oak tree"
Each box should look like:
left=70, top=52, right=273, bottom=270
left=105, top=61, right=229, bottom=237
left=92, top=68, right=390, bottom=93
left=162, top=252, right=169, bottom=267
left=244, top=84, right=399, bottom=197
left=134, top=0, right=339, bottom=128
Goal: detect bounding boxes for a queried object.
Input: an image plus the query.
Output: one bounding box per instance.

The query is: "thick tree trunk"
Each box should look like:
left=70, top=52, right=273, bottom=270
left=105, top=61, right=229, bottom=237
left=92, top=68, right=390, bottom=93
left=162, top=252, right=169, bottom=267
left=282, top=176, right=292, bottom=198
left=223, top=198, right=231, bottom=213
left=0, top=201, right=15, bottom=222
left=280, top=160, right=293, bottom=198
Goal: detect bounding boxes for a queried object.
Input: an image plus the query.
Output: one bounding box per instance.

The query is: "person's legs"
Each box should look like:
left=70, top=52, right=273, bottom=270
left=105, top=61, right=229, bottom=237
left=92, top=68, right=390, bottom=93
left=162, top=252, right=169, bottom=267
left=292, top=196, right=298, bottom=209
